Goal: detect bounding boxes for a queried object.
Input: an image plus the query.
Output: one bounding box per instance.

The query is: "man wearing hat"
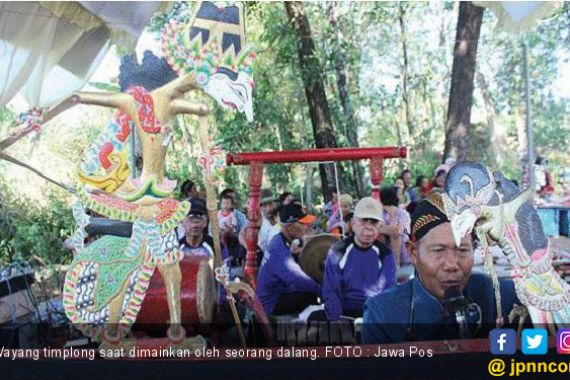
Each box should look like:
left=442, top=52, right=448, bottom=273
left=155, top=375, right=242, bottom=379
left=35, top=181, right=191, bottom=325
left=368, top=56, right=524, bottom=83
left=179, top=197, right=232, bottom=309
left=361, top=192, right=519, bottom=343
left=180, top=197, right=229, bottom=263
left=257, top=204, right=321, bottom=316
left=258, top=188, right=280, bottom=253
left=321, top=197, right=396, bottom=321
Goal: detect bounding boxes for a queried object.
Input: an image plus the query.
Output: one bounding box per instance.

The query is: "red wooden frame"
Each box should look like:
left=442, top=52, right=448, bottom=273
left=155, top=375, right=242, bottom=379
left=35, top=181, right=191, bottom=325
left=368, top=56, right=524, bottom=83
left=226, top=146, right=407, bottom=288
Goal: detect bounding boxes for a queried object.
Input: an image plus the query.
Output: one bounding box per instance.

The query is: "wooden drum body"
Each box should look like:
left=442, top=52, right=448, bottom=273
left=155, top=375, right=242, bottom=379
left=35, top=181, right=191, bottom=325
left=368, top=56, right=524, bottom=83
left=136, top=255, right=216, bottom=326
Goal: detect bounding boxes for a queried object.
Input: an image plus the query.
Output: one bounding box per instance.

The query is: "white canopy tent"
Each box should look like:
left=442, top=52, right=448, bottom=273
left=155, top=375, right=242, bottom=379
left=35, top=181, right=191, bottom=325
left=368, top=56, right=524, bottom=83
left=0, top=1, right=170, bottom=107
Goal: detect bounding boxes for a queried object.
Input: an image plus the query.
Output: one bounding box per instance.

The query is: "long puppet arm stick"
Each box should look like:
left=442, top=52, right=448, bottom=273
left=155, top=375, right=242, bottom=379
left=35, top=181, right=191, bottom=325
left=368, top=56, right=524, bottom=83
left=0, top=120, right=36, bottom=152
left=0, top=151, right=73, bottom=193
left=197, top=114, right=223, bottom=270
left=227, top=294, right=248, bottom=348
left=74, top=92, right=133, bottom=113
left=169, top=98, right=222, bottom=268
left=0, top=96, right=80, bottom=152
left=0, top=91, right=132, bottom=192
left=42, top=95, right=81, bottom=124
left=1, top=92, right=132, bottom=153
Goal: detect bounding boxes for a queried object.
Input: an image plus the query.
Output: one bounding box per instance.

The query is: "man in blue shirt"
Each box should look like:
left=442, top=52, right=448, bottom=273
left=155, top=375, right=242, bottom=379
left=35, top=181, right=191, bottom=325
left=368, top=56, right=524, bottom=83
left=257, top=204, right=321, bottom=315
left=362, top=193, right=519, bottom=343
left=322, top=197, right=396, bottom=321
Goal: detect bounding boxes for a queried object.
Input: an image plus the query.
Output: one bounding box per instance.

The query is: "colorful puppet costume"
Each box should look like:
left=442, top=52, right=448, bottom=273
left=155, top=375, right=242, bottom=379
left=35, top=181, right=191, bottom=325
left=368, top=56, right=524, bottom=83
left=64, top=83, right=190, bottom=340
left=61, top=1, right=256, bottom=347
left=77, top=85, right=181, bottom=203
left=161, top=1, right=255, bottom=122
left=441, top=162, right=570, bottom=330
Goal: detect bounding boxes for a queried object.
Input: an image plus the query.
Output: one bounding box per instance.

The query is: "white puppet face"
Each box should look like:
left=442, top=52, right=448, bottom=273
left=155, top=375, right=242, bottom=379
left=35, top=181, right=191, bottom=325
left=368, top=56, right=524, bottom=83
left=449, top=208, right=478, bottom=248
left=203, top=72, right=254, bottom=122
left=442, top=170, right=496, bottom=247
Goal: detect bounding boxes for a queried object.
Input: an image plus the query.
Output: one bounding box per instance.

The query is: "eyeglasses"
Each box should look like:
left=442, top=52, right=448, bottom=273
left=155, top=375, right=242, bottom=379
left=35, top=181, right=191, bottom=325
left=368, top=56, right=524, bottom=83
left=185, top=214, right=206, bottom=222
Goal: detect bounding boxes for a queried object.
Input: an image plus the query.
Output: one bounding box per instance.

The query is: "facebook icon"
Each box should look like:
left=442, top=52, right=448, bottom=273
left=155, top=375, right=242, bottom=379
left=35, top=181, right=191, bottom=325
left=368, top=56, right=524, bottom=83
left=490, top=329, right=516, bottom=355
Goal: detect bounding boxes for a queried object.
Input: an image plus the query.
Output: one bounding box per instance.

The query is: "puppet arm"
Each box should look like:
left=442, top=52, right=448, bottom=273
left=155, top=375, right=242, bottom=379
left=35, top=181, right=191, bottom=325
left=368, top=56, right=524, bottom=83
left=75, top=92, right=134, bottom=115
left=171, top=99, right=209, bottom=116
left=41, top=95, right=82, bottom=123
left=1, top=92, right=132, bottom=152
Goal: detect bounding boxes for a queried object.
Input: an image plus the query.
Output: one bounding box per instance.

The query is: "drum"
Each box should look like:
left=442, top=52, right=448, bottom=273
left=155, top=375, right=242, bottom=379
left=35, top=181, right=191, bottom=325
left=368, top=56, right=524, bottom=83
left=135, top=255, right=216, bottom=326
left=298, top=234, right=339, bottom=283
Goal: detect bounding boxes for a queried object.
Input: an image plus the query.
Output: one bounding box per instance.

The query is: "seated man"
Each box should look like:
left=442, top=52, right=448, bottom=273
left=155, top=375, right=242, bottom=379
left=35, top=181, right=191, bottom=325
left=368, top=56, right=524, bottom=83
left=321, top=197, right=396, bottom=321
left=180, top=198, right=230, bottom=304
left=361, top=192, right=519, bottom=343
left=257, top=204, right=321, bottom=316
left=180, top=197, right=250, bottom=333
left=258, top=188, right=280, bottom=254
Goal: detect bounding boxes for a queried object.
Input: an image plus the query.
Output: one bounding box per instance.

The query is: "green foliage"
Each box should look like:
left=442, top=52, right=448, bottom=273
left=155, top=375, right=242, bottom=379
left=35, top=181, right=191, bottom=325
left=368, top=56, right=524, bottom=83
left=0, top=183, right=74, bottom=266
left=0, top=105, right=16, bottom=139
left=1, top=2, right=569, bottom=270
left=0, top=105, right=15, bottom=125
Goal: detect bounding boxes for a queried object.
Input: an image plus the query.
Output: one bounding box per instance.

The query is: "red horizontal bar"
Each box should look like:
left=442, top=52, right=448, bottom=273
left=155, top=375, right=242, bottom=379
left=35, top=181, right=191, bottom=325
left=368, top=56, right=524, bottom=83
left=226, top=147, right=407, bottom=165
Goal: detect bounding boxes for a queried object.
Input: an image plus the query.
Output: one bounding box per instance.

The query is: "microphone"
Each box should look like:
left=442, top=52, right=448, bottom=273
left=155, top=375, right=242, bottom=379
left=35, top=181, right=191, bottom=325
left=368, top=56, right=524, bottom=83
left=443, top=286, right=471, bottom=339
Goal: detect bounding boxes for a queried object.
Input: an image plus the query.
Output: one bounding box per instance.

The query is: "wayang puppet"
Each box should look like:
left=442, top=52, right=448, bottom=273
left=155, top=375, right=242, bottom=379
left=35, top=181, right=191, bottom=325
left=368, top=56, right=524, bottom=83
left=53, top=2, right=256, bottom=349
left=442, top=162, right=569, bottom=333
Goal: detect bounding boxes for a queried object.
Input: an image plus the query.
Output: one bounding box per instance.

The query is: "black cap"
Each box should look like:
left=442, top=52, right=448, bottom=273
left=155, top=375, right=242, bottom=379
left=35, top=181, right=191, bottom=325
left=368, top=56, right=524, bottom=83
left=187, top=197, right=207, bottom=217
left=279, top=204, right=316, bottom=225
left=410, top=192, right=449, bottom=242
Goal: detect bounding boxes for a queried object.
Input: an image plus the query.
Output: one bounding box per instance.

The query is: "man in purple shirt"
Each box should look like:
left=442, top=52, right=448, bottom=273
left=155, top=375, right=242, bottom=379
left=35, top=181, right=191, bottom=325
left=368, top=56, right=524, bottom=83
left=257, top=204, right=321, bottom=315
left=322, top=197, right=396, bottom=321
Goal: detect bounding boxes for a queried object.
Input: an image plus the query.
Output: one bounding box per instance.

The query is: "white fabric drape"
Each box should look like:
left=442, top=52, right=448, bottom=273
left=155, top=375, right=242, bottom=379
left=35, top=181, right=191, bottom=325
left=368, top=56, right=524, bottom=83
left=474, top=1, right=562, bottom=33
left=79, top=2, right=169, bottom=48
left=0, top=2, right=169, bottom=108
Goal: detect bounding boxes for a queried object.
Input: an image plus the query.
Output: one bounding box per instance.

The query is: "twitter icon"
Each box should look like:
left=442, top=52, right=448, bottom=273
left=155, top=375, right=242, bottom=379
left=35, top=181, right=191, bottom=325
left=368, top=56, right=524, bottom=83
left=522, top=329, right=548, bottom=355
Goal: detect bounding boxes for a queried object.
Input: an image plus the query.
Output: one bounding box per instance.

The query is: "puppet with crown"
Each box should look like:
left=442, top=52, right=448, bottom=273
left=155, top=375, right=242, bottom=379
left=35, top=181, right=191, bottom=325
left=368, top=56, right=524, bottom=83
left=45, top=2, right=256, bottom=350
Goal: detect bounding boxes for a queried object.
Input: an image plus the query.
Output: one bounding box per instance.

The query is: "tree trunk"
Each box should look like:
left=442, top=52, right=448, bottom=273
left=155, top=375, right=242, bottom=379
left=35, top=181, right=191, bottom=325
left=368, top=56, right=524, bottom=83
left=443, top=2, right=483, bottom=162
left=285, top=1, right=339, bottom=200
left=327, top=3, right=365, bottom=199
left=295, top=67, right=314, bottom=211
left=398, top=3, right=413, bottom=144
left=477, top=72, right=508, bottom=167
